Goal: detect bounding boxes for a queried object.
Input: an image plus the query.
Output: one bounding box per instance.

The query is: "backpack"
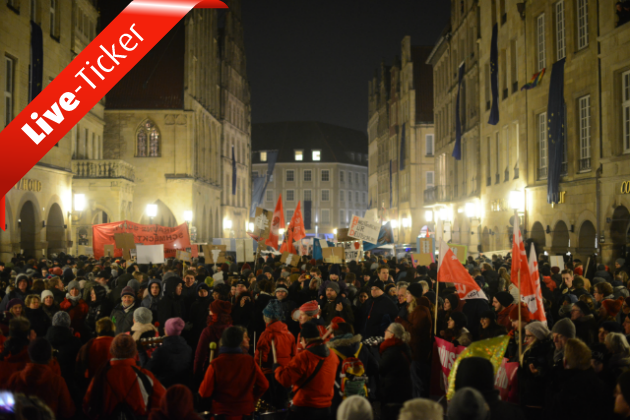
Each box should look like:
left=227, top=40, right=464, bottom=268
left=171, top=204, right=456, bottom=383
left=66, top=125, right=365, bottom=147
left=340, top=357, right=368, bottom=398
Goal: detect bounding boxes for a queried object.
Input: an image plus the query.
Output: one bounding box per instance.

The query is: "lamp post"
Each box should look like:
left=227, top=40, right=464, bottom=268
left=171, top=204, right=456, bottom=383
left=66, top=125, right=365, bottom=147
left=146, top=204, right=157, bottom=225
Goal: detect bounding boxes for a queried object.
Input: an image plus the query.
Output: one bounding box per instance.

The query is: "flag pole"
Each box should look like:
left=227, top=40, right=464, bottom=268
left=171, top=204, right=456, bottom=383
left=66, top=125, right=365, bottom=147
left=518, top=269, right=523, bottom=361
left=434, top=279, right=440, bottom=336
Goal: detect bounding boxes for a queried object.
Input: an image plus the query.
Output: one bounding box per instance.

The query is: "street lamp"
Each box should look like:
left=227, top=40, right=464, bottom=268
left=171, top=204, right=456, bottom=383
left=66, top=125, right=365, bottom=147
left=183, top=211, right=193, bottom=223
left=509, top=190, right=524, bottom=213
left=74, top=194, right=86, bottom=212
left=465, top=202, right=479, bottom=219
left=223, top=219, right=233, bottom=229
left=333, top=228, right=338, bottom=235
left=146, top=204, right=157, bottom=224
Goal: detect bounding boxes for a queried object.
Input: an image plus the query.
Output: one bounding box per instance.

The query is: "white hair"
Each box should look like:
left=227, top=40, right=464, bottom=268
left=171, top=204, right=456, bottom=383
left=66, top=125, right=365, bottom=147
left=399, top=398, right=443, bottom=420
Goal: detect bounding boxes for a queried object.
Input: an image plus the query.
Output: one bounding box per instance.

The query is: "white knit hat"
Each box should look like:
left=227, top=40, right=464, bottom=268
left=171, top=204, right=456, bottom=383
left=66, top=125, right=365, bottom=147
left=40, top=290, right=54, bottom=301
left=336, top=396, right=373, bottom=420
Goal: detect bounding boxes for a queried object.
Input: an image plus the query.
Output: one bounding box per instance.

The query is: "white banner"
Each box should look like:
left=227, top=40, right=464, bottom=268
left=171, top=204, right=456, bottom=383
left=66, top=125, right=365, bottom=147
left=348, top=215, right=380, bottom=244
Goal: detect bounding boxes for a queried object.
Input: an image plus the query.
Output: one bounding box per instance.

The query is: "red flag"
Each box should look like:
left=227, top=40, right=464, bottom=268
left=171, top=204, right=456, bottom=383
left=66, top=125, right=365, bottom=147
left=437, top=240, right=487, bottom=300
left=510, top=211, right=531, bottom=287
left=282, top=201, right=305, bottom=255
left=527, top=243, right=547, bottom=323
left=265, top=194, right=285, bottom=250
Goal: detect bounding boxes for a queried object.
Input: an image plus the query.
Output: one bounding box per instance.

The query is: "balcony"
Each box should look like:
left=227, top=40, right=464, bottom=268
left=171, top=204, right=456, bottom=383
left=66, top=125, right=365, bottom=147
left=424, top=185, right=453, bottom=204
left=72, top=160, right=135, bottom=182
left=424, top=186, right=437, bottom=204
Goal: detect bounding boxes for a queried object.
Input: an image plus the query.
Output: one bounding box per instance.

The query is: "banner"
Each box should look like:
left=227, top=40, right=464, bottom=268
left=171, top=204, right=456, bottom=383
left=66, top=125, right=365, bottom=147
left=435, top=337, right=466, bottom=384
left=495, top=358, right=520, bottom=403
left=348, top=215, right=380, bottom=244
left=0, top=0, right=228, bottom=232
left=92, top=220, right=191, bottom=259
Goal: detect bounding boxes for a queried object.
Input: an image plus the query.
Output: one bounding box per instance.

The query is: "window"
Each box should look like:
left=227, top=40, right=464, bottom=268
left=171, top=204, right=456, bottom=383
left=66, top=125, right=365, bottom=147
left=504, top=125, right=510, bottom=174
left=321, top=170, right=330, bottom=182
left=355, top=173, right=359, bottom=184
left=537, top=14, right=546, bottom=72
left=486, top=137, right=492, bottom=185
left=7, top=0, right=19, bottom=11
left=287, top=210, right=294, bottom=221
left=295, top=150, right=303, bottom=161
left=348, top=171, right=352, bottom=185
left=624, top=71, right=630, bottom=153
left=578, top=95, right=591, bottom=171
left=577, top=0, right=589, bottom=50
left=362, top=192, right=366, bottom=203
left=538, top=112, right=548, bottom=178
left=4, top=56, right=15, bottom=128
left=355, top=192, right=359, bottom=202
left=286, top=170, right=295, bottom=182
left=136, top=120, right=160, bottom=157
left=510, top=40, right=518, bottom=93
left=321, top=209, right=330, bottom=224
left=321, top=190, right=330, bottom=201
left=340, top=210, right=345, bottom=224
left=555, top=1, right=566, bottom=61
left=348, top=191, right=352, bottom=202
left=340, top=170, right=344, bottom=183
left=426, top=171, right=434, bottom=187
left=303, top=170, right=312, bottom=182
left=362, top=174, right=366, bottom=185
left=495, top=131, right=500, bottom=183
left=426, top=134, right=434, bottom=155
left=312, top=150, right=321, bottom=161
left=287, top=190, right=295, bottom=201
left=304, top=190, right=312, bottom=201
left=340, top=190, right=344, bottom=202
left=49, top=0, right=58, bottom=38
left=266, top=190, right=274, bottom=202
left=260, top=151, right=267, bottom=162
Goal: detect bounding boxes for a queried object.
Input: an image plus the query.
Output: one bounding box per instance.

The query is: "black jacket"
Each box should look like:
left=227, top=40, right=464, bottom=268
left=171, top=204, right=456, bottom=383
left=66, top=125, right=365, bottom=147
left=24, top=307, right=51, bottom=338
left=189, top=294, right=213, bottom=343
left=319, top=295, right=354, bottom=325
left=519, top=337, right=554, bottom=407
left=482, top=270, right=499, bottom=295
left=85, top=299, right=113, bottom=335
left=46, top=325, right=82, bottom=400
left=360, top=294, right=399, bottom=338
left=573, top=314, right=597, bottom=346
left=461, top=298, right=491, bottom=340
left=157, top=277, right=184, bottom=330
left=544, top=368, right=610, bottom=420
left=378, top=339, right=412, bottom=404
left=141, top=335, right=193, bottom=389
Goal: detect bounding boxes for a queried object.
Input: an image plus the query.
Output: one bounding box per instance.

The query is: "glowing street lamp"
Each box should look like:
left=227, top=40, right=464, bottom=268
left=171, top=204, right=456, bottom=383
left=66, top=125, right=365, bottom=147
left=74, top=194, right=86, bottom=212
left=146, top=204, right=157, bottom=224
left=183, top=211, right=193, bottom=223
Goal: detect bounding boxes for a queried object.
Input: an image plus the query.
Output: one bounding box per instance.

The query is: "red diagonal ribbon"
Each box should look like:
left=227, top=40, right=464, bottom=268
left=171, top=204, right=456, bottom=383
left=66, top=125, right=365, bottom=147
left=0, top=0, right=227, bottom=231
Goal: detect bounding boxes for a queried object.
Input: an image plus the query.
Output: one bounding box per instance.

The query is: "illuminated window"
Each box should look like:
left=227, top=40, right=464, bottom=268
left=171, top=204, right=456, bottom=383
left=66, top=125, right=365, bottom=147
left=260, top=151, right=267, bottom=162
left=295, top=150, right=303, bottom=161
left=312, top=150, right=321, bottom=161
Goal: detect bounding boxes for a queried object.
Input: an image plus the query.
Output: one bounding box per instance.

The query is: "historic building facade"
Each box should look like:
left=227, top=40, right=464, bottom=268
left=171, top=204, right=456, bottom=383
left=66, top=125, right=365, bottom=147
left=427, top=0, right=630, bottom=264
left=368, top=36, right=435, bottom=245
left=252, top=122, right=368, bottom=237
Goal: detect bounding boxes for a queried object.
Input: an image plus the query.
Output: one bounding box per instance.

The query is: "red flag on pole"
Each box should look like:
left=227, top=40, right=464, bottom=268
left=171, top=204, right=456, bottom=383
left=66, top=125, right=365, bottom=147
left=437, top=240, right=487, bottom=300
left=527, top=243, right=547, bottom=323
left=281, top=201, right=305, bottom=254
left=510, top=211, right=530, bottom=287
left=265, top=194, right=285, bottom=250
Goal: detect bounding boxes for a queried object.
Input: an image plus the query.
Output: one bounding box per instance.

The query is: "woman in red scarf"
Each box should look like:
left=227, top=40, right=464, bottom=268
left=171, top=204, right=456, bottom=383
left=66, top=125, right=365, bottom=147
left=378, top=322, right=412, bottom=420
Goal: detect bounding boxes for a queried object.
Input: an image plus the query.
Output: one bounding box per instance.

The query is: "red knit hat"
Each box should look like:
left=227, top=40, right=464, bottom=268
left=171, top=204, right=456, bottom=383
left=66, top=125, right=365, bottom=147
left=299, top=300, right=320, bottom=316
left=509, top=302, right=532, bottom=323
left=110, top=334, right=137, bottom=359
left=602, top=298, right=624, bottom=318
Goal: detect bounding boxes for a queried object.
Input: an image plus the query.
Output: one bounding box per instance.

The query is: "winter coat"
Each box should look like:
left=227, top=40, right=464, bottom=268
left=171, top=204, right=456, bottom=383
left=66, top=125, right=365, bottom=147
left=142, top=335, right=192, bottom=389
left=46, top=325, right=82, bottom=399
left=157, top=278, right=184, bottom=330
left=109, top=273, right=133, bottom=304
left=188, top=295, right=213, bottom=343
left=318, top=280, right=348, bottom=297
left=360, top=294, right=399, bottom=338
left=395, top=297, right=433, bottom=362
left=85, top=299, right=113, bottom=336
left=275, top=340, right=339, bottom=408
left=131, top=322, right=159, bottom=342
left=320, top=294, right=354, bottom=325
left=110, top=303, right=137, bottom=334
left=573, top=314, right=597, bottom=346
left=83, top=358, right=166, bottom=418
left=59, top=297, right=89, bottom=339
left=199, top=349, right=269, bottom=415
left=0, top=285, right=30, bottom=312
left=378, top=337, right=413, bottom=405
left=42, top=301, right=60, bottom=320
left=254, top=320, right=296, bottom=374
left=75, top=335, right=114, bottom=382
left=478, top=322, right=508, bottom=340
left=194, top=307, right=232, bottom=375
left=276, top=297, right=300, bottom=337
left=251, top=292, right=274, bottom=342
left=7, top=363, right=75, bottom=418
left=231, top=291, right=254, bottom=328
left=296, top=321, right=328, bottom=351
left=461, top=298, right=491, bottom=340
left=519, top=337, right=554, bottom=407
left=141, top=279, right=162, bottom=322
left=482, top=270, right=499, bottom=295
left=544, top=367, right=609, bottom=420
left=24, top=307, right=51, bottom=338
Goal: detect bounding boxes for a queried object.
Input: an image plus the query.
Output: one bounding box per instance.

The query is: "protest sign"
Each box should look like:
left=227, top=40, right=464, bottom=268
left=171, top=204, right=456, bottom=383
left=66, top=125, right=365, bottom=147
left=103, top=244, right=115, bottom=258
left=435, top=338, right=467, bottom=390
left=495, top=358, right=519, bottom=403
left=322, top=247, right=344, bottom=264
left=448, top=244, right=468, bottom=264
left=419, top=237, right=435, bottom=255
left=340, top=241, right=362, bottom=261
left=252, top=207, right=272, bottom=240
left=281, top=252, right=299, bottom=267
left=336, top=228, right=352, bottom=242
left=136, top=244, right=165, bottom=264
left=411, top=253, right=433, bottom=268
left=348, top=216, right=380, bottom=244
left=550, top=255, right=564, bottom=270
left=176, top=250, right=192, bottom=262
left=203, top=245, right=226, bottom=264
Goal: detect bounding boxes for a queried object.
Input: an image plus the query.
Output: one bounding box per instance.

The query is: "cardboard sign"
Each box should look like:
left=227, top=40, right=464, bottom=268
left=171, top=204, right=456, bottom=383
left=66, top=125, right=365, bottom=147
left=419, top=237, right=435, bottom=255
left=336, top=228, right=352, bottom=242
left=340, top=241, right=362, bottom=262
left=448, top=244, right=468, bottom=264
left=79, top=245, right=93, bottom=256
left=103, top=244, right=115, bottom=258
left=281, top=252, right=299, bottom=267
left=252, top=207, right=272, bottom=240
left=348, top=215, right=381, bottom=244
left=176, top=250, right=192, bottom=262
left=550, top=255, right=564, bottom=269
left=364, top=208, right=378, bottom=223
left=114, top=233, right=136, bottom=250
left=136, top=244, right=165, bottom=264
left=412, top=253, right=433, bottom=268
left=203, top=244, right=226, bottom=264
left=322, top=247, right=344, bottom=264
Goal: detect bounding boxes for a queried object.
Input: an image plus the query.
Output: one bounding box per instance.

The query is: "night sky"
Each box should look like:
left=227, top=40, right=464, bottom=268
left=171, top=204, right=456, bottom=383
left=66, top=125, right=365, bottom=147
left=241, top=0, right=451, bottom=133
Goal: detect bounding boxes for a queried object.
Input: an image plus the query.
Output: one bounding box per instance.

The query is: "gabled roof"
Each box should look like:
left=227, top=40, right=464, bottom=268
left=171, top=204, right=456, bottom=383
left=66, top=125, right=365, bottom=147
left=252, top=122, right=368, bottom=165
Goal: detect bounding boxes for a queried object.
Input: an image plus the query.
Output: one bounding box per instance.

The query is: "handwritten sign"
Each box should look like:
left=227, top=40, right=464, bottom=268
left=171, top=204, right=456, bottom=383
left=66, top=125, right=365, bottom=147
left=322, top=247, right=344, bottom=264
left=281, top=252, right=299, bottom=267
left=252, top=207, right=272, bottom=240
left=104, top=244, right=115, bottom=258
left=412, top=253, right=433, bottom=267
left=348, top=215, right=380, bottom=244
left=176, top=250, right=191, bottom=262
left=340, top=241, right=362, bottom=261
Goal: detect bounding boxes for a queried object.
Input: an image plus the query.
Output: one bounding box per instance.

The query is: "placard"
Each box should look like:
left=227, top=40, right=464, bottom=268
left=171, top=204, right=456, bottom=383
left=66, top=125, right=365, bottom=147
left=252, top=207, right=272, bottom=240
left=419, top=237, right=435, bottom=255
left=412, top=253, right=433, bottom=268
left=114, top=233, right=136, bottom=250
left=79, top=245, right=94, bottom=256
left=203, top=244, right=226, bottom=264
left=340, top=241, right=362, bottom=262
left=136, top=244, right=165, bottom=264
left=322, top=247, right=344, bottom=264
left=448, top=244, right=468, bottom=264
left=103, top=244, right=115, bottom=258
left=348, top=215, right=381, bottom=244
left=336, top=228, right=352, bottom=242
left=176, top=250, right=192, bottom=262
left=281, top=252, right=299, bottom=267
left=550, top=255, right=564, bottom=270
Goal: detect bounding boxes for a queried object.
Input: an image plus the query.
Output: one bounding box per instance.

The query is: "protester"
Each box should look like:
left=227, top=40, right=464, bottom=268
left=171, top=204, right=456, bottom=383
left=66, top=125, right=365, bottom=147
left=149, top=384, right=203, bottom=420
left=378, top=322, right=412, bottom=420
left=194, top=298, right=232, bottom=376
left=59, top=280, right=89, bottom=339
left=110, top=286, right=138, bottom=334
left=75, top=317, right=115, bottom=383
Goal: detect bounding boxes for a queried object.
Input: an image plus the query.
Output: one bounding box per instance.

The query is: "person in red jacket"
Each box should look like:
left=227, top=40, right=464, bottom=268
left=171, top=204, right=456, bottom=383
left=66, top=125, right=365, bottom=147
left=296, top=300, right=327, bottom=351
left=6, top=338, right=75, bottom=419
left=59, top=280, right=89, bottom=339
left=275, top=321, right=340, bottom=420
left=194, top=299, right=233, bottom=376
left=149, top=384, right=203, bottom=420
left=255, top=299, right=297, bottom=409
left=493, top=292, right=514, bottom=331
left=198, top=326, right=269, bottom=418
left=75, top=317, right=115, bottom=384
left=83, top=334, right=166, bottom=418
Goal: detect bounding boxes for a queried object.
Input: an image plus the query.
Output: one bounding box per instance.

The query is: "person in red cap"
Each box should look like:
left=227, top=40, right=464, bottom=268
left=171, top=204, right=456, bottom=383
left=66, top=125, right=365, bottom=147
left=194, top=299, right=233, bottom=376
left=296, top=300, right=327, bottom=351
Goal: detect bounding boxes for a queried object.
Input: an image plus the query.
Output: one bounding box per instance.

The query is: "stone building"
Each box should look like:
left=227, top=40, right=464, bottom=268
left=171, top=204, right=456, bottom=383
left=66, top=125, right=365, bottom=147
left=368, top=36, right=435, bottom=245
left=427, top=0, right=630, bottom=264
left=252, top=122, right=368, bottom=238
left=0, top=0, right=103, bottom=260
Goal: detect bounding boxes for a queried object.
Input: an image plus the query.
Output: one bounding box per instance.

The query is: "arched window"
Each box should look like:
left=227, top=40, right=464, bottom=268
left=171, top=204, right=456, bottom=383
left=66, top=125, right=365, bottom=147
left=136, top=120, right=160, bottom=157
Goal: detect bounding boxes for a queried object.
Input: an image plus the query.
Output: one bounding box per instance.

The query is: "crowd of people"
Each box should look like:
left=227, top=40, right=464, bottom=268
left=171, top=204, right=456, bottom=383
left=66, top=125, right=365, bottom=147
left=0, top=249, right=629, bottom=420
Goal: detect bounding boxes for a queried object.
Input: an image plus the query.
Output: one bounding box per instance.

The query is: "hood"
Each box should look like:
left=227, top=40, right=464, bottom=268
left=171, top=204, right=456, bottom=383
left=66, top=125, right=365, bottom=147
left=164, top=277, right=183, bottom=297
left=266, top=320, right=290, bottom=334
left=327, top=334, right=362, bottom=351
left=18, top=363, right=54, bottom=386
left=147, top=279, right=162, bottom=297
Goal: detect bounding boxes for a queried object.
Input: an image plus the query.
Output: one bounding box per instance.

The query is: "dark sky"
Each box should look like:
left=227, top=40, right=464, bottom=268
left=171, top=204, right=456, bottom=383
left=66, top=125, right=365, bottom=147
left=241, top=0, right=450, bottom=133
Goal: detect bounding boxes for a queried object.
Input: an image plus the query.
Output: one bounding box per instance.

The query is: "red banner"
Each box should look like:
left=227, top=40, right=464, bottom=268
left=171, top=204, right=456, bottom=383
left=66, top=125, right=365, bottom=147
left=0, top=0, right=227, bottom=231
left=495, top=358, right=520, bottom=403
left=92, top=220, right=191, bottom=259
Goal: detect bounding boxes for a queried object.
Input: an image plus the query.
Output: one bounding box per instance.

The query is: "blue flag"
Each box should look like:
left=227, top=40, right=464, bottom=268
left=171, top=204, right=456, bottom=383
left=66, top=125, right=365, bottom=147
left=547, top=58, right=566, bottom=204
left=488, top=23, right=499, bottom=125
left=249, top=176, right=267, bottom=217
left=266, top=150, right=278, bottom=176
left=363, top=221, right=395, bottom=252
left=453, top=63, right=465, bottom=160
left=400, top=123, right=406, bottom=170
left=313, top=238, right=323, bottom=261
left=232, top=146, right=237, bottom=195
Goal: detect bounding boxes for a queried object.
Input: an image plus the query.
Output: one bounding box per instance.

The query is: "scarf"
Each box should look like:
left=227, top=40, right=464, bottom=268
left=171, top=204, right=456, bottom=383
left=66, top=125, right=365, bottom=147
left=66, top=293, right=80, bottom=304
left=122, top=302, right=135, bottom=313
